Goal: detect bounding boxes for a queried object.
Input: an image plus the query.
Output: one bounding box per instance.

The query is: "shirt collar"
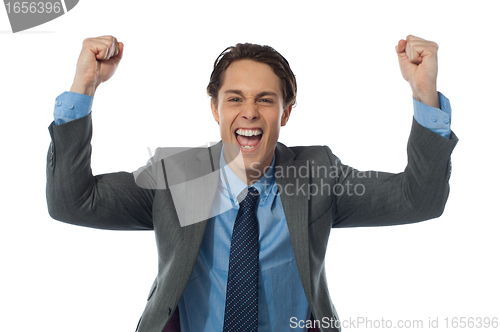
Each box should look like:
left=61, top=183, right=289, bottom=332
left=219, top=148, right=276, bottom=206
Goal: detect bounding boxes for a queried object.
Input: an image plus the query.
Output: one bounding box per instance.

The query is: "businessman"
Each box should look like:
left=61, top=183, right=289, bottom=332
left=47, top=35, right=458, bottom=332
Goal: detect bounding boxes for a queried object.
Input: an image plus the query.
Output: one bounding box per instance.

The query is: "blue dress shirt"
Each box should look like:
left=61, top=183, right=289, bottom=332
left=52, top=91, right=453, bottom=331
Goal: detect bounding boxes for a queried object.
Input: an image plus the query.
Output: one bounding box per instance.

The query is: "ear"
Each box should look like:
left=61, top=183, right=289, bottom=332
left=211, top=98, right=220, bottom=124
left=280, top=104, right=292, bottom=126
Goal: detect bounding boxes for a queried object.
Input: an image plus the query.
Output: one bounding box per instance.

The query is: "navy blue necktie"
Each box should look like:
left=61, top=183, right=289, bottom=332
left=223, top=186, right=260, bottom=332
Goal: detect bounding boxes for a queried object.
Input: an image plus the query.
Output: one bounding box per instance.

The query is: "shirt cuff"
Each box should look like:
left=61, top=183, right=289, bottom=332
left=54, top=91, right=93, bottom=125
left=413, top=92, right=451, bottom=139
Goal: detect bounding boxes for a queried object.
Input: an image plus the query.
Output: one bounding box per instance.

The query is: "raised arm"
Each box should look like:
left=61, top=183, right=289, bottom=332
left=330, top=119, right=458, bottom=228
left=331, top=35, right=458, bottom=227
left=46, top=36, right=155, bottom=230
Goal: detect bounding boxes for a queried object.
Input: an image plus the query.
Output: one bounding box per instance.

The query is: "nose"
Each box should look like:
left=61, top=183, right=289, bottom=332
left=240, top=102, right=259, bottom=120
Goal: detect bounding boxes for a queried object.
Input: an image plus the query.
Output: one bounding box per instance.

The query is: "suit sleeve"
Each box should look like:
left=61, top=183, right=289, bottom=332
left=46, top=113, right=155, bottom=230
left=328, top=118, right=458, bottom=228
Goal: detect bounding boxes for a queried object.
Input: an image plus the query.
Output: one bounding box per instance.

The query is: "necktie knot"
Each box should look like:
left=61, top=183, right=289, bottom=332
left=237, top=186, right=260, bottom=209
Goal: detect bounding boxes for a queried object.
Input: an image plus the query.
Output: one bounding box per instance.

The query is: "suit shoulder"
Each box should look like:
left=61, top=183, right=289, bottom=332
left=279, top=143, right=340, bottom=165
left=289, top=145, right=326, bottom=156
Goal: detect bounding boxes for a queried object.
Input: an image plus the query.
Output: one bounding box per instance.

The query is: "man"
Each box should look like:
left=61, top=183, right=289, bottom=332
left=47, top=35, right=458, bottom=332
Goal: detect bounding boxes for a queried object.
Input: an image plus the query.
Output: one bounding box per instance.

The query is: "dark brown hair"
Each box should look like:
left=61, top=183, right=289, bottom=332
left=207, top=43, right=297, bottom=108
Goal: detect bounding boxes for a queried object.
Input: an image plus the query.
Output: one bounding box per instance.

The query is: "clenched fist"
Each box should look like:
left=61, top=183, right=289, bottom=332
left=70, top=35, right=124, bottom=97
left=396, top=35, right=439, bottom=108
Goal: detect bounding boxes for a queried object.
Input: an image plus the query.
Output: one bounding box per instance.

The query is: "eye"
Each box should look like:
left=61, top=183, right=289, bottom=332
left=259, top=98, right=274, bottom=103
left=229, top=97, right=241, bottom=102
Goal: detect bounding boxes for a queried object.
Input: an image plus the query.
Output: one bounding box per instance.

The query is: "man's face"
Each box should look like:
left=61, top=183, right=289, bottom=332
left=211, top=60, right=292, bottom=176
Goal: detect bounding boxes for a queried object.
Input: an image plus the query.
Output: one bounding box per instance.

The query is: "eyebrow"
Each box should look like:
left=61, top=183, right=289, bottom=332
left=223, top=89, right=279, bottom=99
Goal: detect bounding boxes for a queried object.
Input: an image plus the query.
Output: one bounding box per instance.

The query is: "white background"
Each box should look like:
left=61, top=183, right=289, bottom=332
left=1, top=1, right=499, bottom=331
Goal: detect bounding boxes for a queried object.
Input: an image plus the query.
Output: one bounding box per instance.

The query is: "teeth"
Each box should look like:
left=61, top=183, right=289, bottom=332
left=241, top=145, right=255, bottom=149
left=236, top=129, right=262, bottom=136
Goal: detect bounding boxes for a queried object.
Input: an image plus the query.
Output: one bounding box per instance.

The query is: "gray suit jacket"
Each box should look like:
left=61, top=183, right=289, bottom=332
left=46, top=113, right=458, bottom=332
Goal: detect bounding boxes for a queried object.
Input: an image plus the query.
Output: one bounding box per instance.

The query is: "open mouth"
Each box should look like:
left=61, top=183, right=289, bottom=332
left=235, top=128, right=263, bottom=151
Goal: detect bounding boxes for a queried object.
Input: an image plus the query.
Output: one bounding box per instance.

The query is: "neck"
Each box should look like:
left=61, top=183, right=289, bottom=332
left=223, top=148, right=274, bottom=185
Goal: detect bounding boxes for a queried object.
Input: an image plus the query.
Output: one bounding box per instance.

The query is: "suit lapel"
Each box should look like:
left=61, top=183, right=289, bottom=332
left=275, top=143, right=312, bottom=301
left=178, top=141, right=223, bottom=237
left=162, top=143, right=223, bottom=228
left=166, top=142, right=223, bottom=299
